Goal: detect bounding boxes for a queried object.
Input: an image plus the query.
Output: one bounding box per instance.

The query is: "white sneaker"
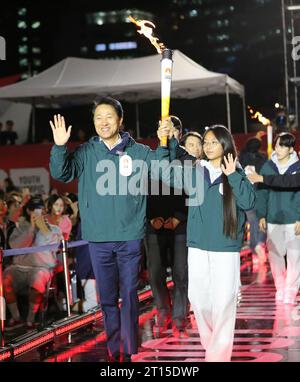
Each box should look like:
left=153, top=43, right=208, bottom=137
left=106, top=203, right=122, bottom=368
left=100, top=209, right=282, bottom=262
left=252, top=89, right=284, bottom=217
left=255, top=244, right=267, bottom=264
left=284, top=291, right=296, bottom=305
left=275, top=290, right=284, bottom=302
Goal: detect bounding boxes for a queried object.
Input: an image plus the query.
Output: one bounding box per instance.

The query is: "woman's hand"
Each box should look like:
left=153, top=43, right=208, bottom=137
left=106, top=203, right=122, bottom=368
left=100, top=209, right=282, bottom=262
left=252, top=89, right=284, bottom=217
left=164, top=217, right=181, bottom=230
left=221, top=153, right=237, bottom=176
left=150, top=217, right=164, bottom=230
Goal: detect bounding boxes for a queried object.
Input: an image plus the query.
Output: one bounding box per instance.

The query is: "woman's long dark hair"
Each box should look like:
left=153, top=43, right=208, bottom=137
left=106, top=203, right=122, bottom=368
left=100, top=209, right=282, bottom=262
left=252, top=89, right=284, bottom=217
left=203, top=125, right=238, bottom=240
left=46, top=194, right=66, bottom=215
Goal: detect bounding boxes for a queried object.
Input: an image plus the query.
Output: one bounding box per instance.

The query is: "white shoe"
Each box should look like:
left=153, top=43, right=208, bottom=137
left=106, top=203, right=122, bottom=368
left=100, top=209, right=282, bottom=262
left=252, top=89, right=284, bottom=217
left=255, top=244, right=267, bottom=264
left=284, top=291, right=296, bottom=305
left=275, top=290, right=284, bottom=302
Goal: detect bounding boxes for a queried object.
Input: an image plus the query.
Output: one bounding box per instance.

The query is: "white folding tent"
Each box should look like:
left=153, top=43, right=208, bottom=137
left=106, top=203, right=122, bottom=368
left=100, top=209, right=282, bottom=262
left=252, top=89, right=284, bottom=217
left=0, top=50, right=246, bottom=135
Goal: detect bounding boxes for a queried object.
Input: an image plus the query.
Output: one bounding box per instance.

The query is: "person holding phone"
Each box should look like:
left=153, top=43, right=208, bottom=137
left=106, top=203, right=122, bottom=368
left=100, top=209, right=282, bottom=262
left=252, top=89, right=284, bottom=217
left=3, top=196, right=66, bottom=330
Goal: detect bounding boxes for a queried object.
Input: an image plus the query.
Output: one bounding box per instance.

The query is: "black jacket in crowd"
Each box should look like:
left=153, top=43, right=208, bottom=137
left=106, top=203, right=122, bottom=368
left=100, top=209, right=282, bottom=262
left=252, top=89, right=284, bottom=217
left=263, top=173, right=300, bottom=189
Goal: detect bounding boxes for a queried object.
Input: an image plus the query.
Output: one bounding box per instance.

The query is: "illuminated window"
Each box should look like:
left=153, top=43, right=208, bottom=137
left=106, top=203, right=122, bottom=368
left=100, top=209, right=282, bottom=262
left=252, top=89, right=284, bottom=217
left=109, top=41, right=137, bottom=50
left=32, top=47, right=41, bottom=54
left=21, top=73, right=29, bottom=80
left=18, top=45, right=28, bottom=54
left=95, top=43, right=106, bottom=52
left=190, top=9, right=198, bottom=17
left=32, top=21, right=41, bottom=29
left=19, top=58, right=28, bottom=67
left=216, top=34, right=229, bottom=41
left=87, top=10, right=154, bottom=25
left=18, top=20, right=27, bottom=29
left=33, top=58, right=41, bottom=67
left=18, top=8, right=27, bottom=16
left=215, top=46, right=230, bottom=53
left=211, top=19, right=229, bottom=29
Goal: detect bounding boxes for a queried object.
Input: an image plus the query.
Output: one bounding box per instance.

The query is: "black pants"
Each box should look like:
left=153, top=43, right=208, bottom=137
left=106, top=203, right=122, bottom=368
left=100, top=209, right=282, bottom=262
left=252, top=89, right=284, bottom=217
left=145, top=232, right=189, bottom=326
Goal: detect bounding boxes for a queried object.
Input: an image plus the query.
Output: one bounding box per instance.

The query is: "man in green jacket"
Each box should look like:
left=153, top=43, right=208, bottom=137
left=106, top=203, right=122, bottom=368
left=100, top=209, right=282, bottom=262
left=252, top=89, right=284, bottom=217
left=255, top=133, right=300, bottom=305
left=49, top=96, right=174, bottom=362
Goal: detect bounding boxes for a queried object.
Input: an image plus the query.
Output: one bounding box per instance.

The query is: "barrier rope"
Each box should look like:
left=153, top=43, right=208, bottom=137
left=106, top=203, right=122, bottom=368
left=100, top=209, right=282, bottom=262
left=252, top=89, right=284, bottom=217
left=2, top=240, right=89, bottom=257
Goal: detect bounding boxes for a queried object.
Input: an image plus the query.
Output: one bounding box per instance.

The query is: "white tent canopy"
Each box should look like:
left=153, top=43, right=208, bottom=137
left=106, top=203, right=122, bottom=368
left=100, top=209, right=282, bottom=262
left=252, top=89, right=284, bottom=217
left=0, top=50, right=246, bottom=132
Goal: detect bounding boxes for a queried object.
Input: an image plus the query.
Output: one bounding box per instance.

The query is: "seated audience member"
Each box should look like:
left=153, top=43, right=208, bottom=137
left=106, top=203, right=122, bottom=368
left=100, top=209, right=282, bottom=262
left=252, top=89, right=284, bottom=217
left=3, top=196, right=66, bottom=330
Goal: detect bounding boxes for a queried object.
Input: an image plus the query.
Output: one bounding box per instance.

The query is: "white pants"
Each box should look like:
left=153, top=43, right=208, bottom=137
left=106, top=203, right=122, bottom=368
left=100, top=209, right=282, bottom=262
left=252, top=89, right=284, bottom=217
left=188, top=248, right=240, bottom=362
left=267, top=223, right=300, bottom=296
left=81, top=279, right=98, bottom=312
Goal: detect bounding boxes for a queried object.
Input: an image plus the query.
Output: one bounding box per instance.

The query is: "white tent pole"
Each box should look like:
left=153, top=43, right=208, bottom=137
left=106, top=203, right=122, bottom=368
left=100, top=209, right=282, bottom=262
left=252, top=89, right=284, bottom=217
left=242, top=94, right=248, bottom=134
left=135, top=103, right=141, bottom=138
left=225, top=83, right=231, bottom=132
left=32, top=98, right=36, bottom=143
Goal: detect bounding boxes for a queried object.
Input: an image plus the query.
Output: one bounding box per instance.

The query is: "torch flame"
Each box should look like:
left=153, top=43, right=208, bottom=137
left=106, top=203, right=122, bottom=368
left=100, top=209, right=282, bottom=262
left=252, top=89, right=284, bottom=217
left=128, top=15, right=166, bottom=54
left=248, top=106, right=270, bottom=126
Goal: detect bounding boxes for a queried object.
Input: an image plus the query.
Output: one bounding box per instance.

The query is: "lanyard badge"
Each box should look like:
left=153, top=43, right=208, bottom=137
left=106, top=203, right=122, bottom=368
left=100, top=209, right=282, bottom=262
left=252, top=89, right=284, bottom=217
left=119, top=154, right=133, bottom=177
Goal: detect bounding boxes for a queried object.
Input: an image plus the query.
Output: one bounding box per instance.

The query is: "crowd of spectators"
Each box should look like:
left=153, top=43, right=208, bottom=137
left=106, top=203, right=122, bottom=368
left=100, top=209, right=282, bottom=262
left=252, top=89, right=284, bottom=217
left=0, top=178, right=98, bottom=333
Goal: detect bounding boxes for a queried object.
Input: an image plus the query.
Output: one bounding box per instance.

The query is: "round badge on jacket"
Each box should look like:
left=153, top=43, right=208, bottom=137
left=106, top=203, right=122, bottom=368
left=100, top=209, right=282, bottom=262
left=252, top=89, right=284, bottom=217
left=119, top=154, right=133, bottom=177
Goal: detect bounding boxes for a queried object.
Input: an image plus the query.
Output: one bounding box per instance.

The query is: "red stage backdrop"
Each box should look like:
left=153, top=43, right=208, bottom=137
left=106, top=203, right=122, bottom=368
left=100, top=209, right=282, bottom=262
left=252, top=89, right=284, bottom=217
left=1, top=133, right=300, bottom=195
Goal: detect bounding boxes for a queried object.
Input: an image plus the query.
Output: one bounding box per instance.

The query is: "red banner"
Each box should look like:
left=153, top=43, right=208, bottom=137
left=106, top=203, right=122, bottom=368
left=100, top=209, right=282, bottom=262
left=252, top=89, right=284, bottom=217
left=0, top=74, right=22, bottom=87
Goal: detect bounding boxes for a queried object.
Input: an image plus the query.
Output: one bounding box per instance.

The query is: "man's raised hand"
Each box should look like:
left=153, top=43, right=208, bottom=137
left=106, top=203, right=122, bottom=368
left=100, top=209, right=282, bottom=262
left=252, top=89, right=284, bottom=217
left=49, top=114, right=72, bottom=146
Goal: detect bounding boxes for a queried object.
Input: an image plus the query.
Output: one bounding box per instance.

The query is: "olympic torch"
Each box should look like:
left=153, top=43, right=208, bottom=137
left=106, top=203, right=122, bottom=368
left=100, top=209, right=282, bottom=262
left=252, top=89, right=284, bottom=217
left=267, top=124, right=273, bottom=159
left=248, top=106, right=272, bottom=159
left=160, top=49, right=173, bottom=146
left=129, top=16, right=173, bottom=146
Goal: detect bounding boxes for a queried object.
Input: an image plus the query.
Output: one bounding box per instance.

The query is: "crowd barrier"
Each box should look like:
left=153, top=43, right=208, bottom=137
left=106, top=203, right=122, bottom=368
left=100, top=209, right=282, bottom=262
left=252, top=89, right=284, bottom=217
left=0, top=239, right=89, bottom=348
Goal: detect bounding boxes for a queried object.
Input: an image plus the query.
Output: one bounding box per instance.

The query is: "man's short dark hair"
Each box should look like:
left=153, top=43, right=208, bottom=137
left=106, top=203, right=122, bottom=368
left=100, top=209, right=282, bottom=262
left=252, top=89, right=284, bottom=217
left=25, top=195, right=45, bottom=211
left=23, top=195, right=45, bottom=222
left=180, top=131, right=202, bottom=147
left=92, top=96, right=123, bottom=120
left=275, top=132, right=296, bottom=148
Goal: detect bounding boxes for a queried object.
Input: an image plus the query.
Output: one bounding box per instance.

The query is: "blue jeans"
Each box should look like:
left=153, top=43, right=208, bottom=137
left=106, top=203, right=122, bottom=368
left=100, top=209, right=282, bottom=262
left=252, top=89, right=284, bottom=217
left=89, top=240, right=142, bottom=356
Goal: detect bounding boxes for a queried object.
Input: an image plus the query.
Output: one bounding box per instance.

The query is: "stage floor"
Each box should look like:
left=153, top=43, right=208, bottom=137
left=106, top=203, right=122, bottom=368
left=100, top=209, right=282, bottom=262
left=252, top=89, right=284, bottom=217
left=14, top=260, right=300, bottom=362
